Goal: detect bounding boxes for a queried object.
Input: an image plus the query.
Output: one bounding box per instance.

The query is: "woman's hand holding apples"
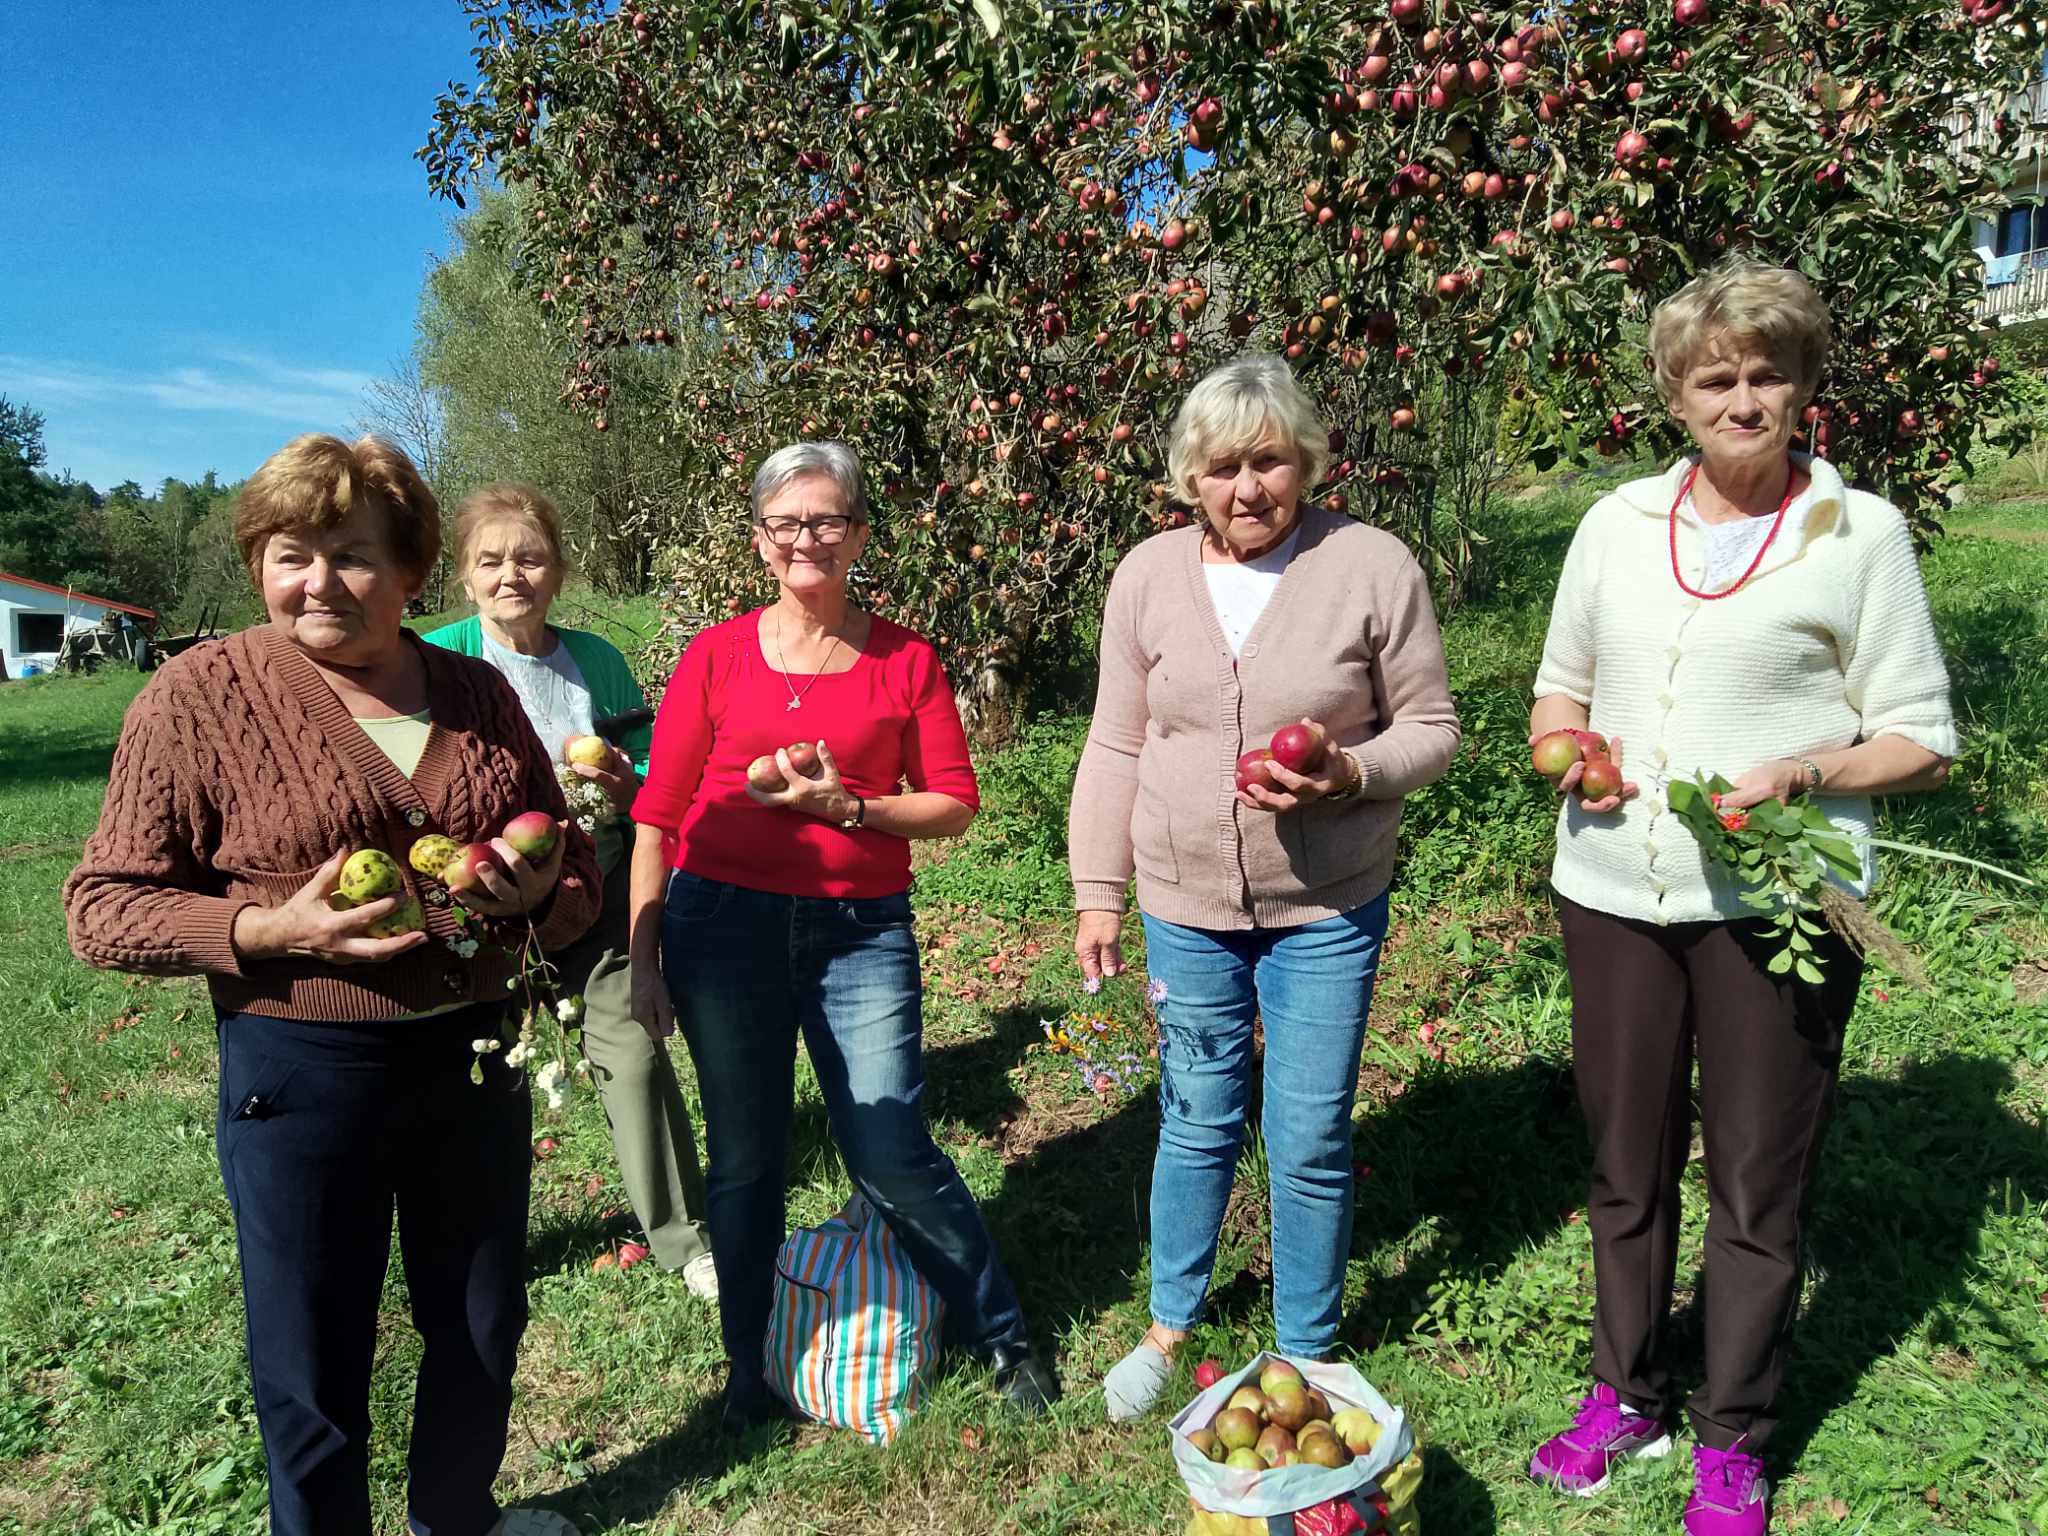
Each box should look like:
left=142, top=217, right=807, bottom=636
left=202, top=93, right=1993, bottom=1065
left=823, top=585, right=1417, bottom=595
left=1074, top=909, right=1128, bottom=984
left=1530, top=729, right=1639, bottom=813
left=1236, top=719, right=1355, bottom=813
left=565, top=735, right=640, bottom=813
left=452, top=821, right=570, bottom=918
left=232, top=848, right=431, bottom=965
left=745, top=739, right=858, bottom=822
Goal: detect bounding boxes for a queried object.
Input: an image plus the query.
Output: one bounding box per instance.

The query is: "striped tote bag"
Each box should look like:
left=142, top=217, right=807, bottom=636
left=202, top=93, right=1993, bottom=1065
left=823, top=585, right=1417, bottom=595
left=763, top=1193, right=944, bottom=1444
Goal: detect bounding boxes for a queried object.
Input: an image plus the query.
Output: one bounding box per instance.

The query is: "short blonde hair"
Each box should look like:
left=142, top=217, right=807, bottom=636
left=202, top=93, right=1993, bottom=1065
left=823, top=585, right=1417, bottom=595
left=454, top=482, right=568, bottom=574
left=235, top=434, right=440, bottom=583
left=1166, top=354, right=1331, bottom=506
left=1647, top=256, right=1831, bottom=405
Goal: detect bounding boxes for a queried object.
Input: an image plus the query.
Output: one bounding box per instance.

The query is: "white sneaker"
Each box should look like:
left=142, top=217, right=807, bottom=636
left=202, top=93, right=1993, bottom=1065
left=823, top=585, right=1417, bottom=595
left=682, top=1251, right=720, bottom=1300
left=490, top=1511, right=579, bottom=1536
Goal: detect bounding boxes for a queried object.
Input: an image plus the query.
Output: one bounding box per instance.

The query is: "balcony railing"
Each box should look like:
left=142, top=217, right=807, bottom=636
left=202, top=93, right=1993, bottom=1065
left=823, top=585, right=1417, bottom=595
left=1980, top=253, right=2048, bottom=326
left=1947, top=76, right=2048, bottom=158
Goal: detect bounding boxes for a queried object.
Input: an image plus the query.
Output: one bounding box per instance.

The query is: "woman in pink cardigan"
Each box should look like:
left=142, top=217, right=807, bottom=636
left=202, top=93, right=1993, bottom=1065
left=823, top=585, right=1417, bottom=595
left=1068, top=355, right=1461, bottom=1418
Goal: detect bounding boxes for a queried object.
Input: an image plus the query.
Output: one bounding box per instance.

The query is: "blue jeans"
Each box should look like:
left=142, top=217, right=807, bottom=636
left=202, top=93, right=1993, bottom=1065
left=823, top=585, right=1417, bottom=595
left=1141, top=893, right=1391, bottom=1357
left=661, top=872, right=1030, bottom=1386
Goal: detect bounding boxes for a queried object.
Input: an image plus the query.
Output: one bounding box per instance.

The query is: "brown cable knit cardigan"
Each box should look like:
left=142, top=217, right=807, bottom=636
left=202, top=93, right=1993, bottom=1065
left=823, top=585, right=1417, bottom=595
left=64, top=625, right=600, bottom=1020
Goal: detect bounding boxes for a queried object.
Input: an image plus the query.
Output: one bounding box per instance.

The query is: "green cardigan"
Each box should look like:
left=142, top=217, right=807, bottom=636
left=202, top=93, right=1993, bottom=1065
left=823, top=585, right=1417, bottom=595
left=422, top=618, right=655, bottom=877
left=420, top=614, right=654, bottom=772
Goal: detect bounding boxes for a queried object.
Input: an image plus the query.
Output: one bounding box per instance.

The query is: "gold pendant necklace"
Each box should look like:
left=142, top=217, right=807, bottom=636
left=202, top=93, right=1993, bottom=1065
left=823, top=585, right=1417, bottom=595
left=772, top=614, right=843, bottom=711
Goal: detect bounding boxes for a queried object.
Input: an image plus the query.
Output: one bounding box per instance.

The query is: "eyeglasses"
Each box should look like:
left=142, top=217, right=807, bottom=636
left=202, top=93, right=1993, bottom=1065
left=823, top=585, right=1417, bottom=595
left=754, top=515, right=858, bottom=546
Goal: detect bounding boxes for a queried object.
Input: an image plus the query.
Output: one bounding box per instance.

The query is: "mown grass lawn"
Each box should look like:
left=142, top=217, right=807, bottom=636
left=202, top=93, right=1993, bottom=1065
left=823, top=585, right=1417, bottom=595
left=2, top=485, right=2044, bottom=1535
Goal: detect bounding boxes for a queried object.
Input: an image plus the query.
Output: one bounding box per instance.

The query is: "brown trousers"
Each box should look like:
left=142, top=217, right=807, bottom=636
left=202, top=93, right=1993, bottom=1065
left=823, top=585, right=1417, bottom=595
left=1557, top=892, right=1862, bottom=1452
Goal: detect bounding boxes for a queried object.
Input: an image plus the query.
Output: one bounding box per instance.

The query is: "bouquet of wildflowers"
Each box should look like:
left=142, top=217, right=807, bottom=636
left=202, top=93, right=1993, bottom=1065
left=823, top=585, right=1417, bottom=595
left=1667, top=773, right=2033, bottom=987
left=1040, top=975, right=1168, bottom=1104
left=555, top=762, right=614, bottom=837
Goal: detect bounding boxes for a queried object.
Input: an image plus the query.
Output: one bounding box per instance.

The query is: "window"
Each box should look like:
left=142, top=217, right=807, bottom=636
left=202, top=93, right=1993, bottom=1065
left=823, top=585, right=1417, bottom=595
left=1995, top=204, right=2048, bottom=257
left=16, top=613, right=64, bottom=655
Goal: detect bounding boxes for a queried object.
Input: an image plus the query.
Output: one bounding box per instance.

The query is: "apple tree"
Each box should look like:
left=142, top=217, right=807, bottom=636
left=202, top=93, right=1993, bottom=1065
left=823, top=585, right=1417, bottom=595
left=423, top=0, right=2043, bottom=704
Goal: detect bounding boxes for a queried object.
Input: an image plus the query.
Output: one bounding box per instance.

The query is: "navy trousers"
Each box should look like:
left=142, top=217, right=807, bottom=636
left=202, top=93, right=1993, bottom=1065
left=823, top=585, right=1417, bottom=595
left=215, top=1007, right=531, bottom=1536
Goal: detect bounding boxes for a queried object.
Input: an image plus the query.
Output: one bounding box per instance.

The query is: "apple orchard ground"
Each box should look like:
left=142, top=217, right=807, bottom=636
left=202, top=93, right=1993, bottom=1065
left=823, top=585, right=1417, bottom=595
left=0, top=483, right=2044, bottom=1535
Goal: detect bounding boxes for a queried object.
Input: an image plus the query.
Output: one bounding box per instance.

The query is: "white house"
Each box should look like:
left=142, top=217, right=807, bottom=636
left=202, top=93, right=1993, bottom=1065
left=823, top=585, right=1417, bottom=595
left=0, top=571, right=156, bottom=679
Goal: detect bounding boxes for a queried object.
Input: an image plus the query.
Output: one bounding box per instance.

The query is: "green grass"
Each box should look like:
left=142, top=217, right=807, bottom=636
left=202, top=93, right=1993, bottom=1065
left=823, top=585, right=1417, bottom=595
left=3, top=485, right=2045, bottom=1535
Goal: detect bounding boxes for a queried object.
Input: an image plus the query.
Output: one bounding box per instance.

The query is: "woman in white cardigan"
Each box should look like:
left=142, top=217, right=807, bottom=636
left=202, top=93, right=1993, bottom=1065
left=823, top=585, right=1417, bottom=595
left=1524, top=258, right=1956, bottom=1536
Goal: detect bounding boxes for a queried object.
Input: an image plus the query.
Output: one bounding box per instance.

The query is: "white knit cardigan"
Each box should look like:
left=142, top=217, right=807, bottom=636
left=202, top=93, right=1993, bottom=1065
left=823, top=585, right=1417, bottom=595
left=1534, top=453, right=1958, bottom=926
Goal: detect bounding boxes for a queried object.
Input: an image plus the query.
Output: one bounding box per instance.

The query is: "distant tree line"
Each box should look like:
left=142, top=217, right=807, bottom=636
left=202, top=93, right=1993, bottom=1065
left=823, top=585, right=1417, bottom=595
left=0, top=397, right=256, bottom=629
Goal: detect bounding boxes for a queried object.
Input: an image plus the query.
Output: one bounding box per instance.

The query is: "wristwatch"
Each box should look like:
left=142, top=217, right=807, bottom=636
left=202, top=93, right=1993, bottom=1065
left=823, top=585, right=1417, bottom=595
left=840, top=795, right=866, bottom=830
left=1322, top=749, right=1364, bottom=803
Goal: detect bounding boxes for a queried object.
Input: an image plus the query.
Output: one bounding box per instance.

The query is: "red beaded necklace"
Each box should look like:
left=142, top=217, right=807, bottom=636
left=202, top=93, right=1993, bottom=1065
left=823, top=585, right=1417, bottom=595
left=1668, top=461, right=1802, bottom=601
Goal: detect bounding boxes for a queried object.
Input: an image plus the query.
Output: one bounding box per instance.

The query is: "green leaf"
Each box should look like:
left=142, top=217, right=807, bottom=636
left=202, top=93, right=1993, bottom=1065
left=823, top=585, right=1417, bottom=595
left=969, top=0, right=1003, bottom=39
left=1768, top=947, right=1795, bottom=974
left=1795, top=957, right=1824, bottom=985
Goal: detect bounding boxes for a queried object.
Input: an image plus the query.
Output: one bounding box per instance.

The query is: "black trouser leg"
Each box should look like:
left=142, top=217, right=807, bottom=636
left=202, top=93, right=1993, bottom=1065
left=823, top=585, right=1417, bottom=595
left=1558, top=894, right=1696, bottom=1421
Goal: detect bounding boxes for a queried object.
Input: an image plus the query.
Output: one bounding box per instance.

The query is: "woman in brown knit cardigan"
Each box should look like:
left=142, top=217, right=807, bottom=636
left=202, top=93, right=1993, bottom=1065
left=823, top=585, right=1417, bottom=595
left=64, top=435, right=597, bottom=1536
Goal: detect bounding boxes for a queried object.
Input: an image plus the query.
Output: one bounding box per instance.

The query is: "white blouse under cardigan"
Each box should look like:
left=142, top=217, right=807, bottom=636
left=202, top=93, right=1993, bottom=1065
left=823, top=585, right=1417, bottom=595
left=1534, top=454, right=1958, bottom=926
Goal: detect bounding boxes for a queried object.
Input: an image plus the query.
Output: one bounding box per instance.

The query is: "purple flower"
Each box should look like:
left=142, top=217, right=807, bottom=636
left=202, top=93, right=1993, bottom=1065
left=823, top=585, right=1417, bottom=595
left=1146, top=977, right=1169, bottom=1004
left=1082, top=975, right=1103, bottom=995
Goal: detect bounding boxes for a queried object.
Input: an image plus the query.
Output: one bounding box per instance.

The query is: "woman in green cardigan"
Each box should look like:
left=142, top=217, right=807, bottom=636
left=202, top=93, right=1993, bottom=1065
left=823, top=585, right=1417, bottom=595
left=426, top=483, right=717, bottom=1299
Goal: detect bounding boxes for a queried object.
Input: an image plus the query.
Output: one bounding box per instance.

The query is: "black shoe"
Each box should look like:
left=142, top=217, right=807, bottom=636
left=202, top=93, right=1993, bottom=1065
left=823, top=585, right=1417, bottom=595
left=991, top=1343, right=1062, bottom=1415
left=717, top=1377, right=795, bottom=1435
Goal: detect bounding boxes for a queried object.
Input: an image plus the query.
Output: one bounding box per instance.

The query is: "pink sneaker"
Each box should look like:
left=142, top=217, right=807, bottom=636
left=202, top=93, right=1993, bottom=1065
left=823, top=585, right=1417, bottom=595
left=1528, top=1382, right=1673, bottom=1496
left=1684, top=1442, right=1770, bottom=1536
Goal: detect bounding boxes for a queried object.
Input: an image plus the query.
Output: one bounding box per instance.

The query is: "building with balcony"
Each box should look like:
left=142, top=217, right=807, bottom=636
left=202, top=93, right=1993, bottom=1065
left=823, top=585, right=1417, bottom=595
left=1970, top=73, right=2048, bottom=328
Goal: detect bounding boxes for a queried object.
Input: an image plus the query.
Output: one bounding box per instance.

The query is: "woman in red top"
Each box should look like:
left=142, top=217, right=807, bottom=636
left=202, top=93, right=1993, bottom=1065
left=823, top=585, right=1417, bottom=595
left=628, top=441, right=1059, bottom=1426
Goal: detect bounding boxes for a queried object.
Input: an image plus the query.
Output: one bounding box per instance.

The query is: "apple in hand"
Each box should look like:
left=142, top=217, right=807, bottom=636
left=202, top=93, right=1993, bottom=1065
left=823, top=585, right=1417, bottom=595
left=1579, top=757, right=1625, bottom=801
left=502, top=810, right=558, bottom=860
left=1269, top=721, right=1328, bottom=773
left=1531, top=730, right=1583, bottom=781
left=443, top=842, right=504, bottom=893
left=746, top=754, right=788, bottom=794
left=563, top=734, right=613, bottom=769
left=1236, top=749, right=1279, bottom=793
left=785, top=740, right=822, bottom=777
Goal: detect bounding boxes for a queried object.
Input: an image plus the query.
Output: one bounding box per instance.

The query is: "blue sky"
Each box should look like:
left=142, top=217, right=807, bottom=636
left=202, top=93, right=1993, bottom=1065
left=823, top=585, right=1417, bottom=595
left=1, top=4, right=484, bottom=492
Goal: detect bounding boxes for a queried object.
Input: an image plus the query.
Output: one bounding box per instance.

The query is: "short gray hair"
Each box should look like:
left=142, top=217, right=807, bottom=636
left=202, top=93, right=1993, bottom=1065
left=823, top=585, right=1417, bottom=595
left=1166, top=354, right=1331, bottom=506
left=749, top=440, right=869, bottom=523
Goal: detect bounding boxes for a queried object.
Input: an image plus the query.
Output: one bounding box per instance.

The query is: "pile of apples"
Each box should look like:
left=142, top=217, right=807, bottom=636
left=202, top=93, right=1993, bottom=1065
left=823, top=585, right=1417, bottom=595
left=1183, top=1357, right=1382, bottom=1474
left=1531, top=728, right=1622, bottom=804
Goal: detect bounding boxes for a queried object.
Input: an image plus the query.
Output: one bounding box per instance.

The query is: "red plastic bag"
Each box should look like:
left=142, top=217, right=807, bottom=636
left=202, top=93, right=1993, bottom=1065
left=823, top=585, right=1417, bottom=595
left=1288, top=1490, right=1393, bottom=1536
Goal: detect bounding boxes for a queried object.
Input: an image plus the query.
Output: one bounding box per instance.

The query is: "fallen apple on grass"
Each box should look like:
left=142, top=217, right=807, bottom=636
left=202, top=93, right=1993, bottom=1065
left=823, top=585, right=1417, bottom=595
left=1194, top=1358, right=1227, bottom=1390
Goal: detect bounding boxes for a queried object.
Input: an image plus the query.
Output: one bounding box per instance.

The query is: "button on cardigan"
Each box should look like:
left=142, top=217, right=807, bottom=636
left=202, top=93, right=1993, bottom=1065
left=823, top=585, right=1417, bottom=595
left=1069, top=508, right=1461, bottom=930
left=1534, top=454, right=1958, bottom=926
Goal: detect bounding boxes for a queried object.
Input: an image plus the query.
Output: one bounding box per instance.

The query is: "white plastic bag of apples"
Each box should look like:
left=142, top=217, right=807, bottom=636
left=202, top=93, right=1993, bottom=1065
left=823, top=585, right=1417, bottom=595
left=1169, top=1352, right=1415, bottom=1520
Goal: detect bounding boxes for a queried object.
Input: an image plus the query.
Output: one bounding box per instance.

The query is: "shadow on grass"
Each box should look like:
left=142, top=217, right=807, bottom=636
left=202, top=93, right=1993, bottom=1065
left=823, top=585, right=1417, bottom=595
left=1771, top=1052, right=2048, bottom=1466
